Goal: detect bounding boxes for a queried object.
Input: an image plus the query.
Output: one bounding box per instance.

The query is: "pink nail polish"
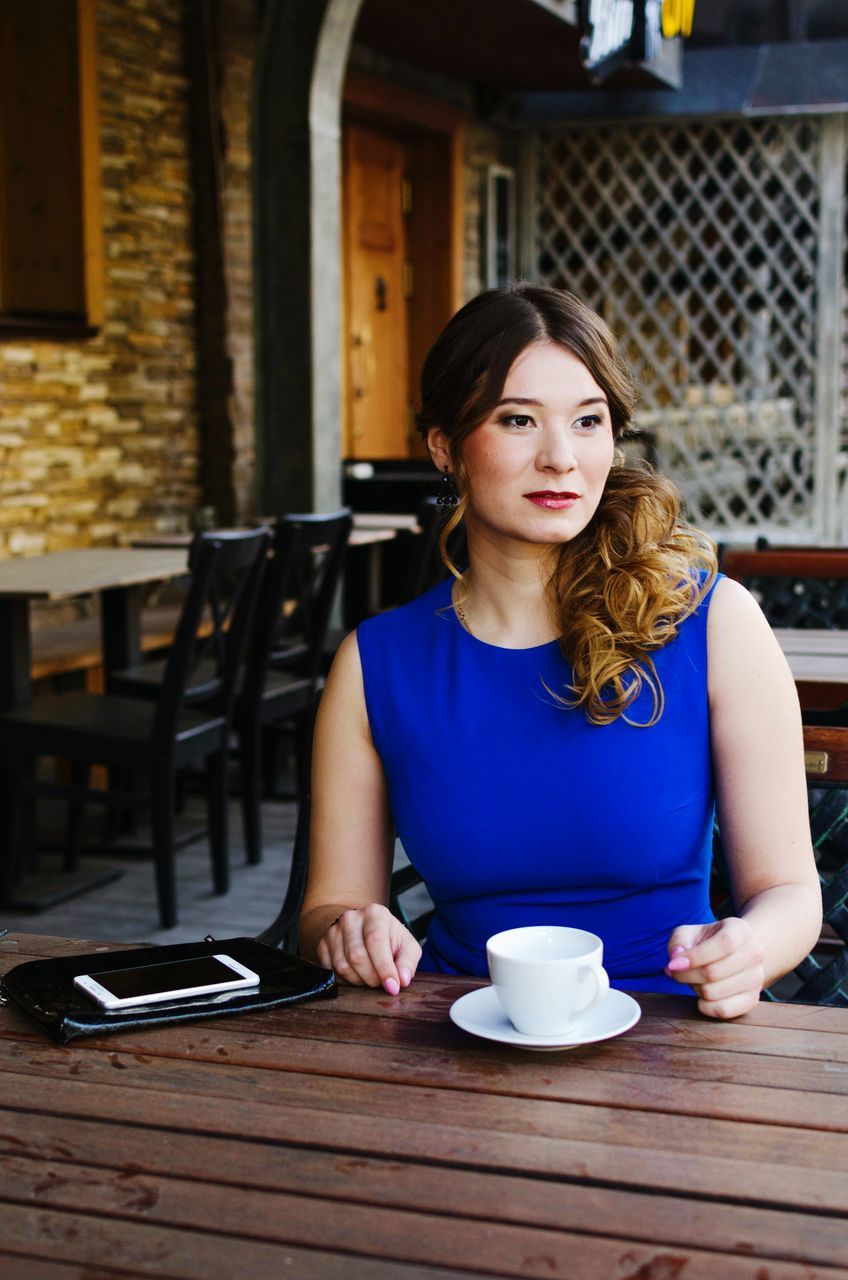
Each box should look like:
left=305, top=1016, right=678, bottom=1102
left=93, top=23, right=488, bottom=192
left=399, top=967, right=412, bottom=987
left=667, top=954, right=690, bottom=973
left=384, top=977, right=400, bottom=996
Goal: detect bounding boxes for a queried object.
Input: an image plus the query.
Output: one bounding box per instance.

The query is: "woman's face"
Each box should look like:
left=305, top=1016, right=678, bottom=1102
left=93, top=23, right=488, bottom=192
left=440, top=341, right=616, bottom=552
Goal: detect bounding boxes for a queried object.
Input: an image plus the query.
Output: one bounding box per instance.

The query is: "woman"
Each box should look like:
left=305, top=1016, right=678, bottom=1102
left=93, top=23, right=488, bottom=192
left=300, top=284, right=821, bottom=1019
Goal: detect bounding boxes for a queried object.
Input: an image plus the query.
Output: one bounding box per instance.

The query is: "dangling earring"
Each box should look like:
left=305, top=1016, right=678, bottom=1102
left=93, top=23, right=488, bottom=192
left=437, top=466, right=458, bottom=507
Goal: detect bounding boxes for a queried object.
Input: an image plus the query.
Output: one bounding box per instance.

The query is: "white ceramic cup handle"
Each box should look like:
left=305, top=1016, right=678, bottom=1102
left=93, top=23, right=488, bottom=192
left=576, top=963, right=610, bottom=1012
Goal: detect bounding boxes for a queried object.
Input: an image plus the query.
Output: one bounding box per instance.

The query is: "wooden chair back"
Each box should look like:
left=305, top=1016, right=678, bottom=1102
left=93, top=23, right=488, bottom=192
left=789, top=723, right=848, bottom=1005
left=153, top=527, right=270, bottom=748
left=711, top=728, right=848, bottom=1006
left=241, top=509, right=353, bottom=704
left=256, top=685, right=433, bottom=953
left=721, top=547, right=848, bottom=628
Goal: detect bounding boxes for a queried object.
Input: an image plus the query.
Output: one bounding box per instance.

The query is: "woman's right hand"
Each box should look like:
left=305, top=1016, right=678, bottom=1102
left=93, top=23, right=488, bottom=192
left=316, top=903, right=422, bottom=995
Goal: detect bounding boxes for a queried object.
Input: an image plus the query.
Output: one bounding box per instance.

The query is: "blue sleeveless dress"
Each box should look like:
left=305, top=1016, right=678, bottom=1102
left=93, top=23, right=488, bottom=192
left=356, top=575, right=719, bottom=994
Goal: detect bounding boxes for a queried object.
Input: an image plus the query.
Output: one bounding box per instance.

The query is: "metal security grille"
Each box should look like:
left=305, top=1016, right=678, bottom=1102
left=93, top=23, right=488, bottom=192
left=532, top=115, right=847, bottom=542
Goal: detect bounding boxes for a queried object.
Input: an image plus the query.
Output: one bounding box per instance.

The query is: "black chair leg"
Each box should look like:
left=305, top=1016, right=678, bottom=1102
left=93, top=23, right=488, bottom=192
left=65, top=760, right=91, bottom=871
left=0, top=752, right=26, bottom=904
left=20, top=763, right=38, bottom=879
left=103, top=765, right=136, bottom=844
left=261, top=724, right=283, bottom=797
left=206, top=749, right=230, bottom=895
left=294, top=709, right=312, bottom=798
left=150, top=767, right=178, bottom=929
left=239, top=719, right=263, bottom=866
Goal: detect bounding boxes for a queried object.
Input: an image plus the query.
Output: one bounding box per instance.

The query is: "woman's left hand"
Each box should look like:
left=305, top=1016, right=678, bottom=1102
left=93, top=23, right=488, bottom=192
left=665, top=918, right=765, bottom=1019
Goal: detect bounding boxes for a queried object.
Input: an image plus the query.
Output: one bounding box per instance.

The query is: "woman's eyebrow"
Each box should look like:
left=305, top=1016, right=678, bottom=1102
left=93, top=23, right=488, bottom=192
left=494, top=395, right=608, bottom=408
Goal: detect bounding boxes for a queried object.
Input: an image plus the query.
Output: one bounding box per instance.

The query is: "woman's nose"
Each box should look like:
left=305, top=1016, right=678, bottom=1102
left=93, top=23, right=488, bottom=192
left=536, top=429, right=577, bottom=473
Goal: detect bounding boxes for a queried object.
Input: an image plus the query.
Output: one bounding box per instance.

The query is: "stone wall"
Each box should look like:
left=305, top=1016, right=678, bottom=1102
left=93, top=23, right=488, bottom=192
left=0, top=4, right=519, bottom=567
left=216, top=0, right=258, bottom=520
left=0, top=0, right=202, bottom=560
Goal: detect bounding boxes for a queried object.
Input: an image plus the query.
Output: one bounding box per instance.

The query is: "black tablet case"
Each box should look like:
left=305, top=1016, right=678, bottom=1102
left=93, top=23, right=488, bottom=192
left=0, top=936, right=336, bottom=1044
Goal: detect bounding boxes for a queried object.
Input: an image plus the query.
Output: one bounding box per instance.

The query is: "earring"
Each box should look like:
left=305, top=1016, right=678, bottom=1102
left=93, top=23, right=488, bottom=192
left=437, top=467, right=458, bottom=507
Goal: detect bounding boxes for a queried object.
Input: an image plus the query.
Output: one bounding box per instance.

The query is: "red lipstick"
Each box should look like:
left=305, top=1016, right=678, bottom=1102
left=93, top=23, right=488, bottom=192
left=524, top=491, right=580, bottom=510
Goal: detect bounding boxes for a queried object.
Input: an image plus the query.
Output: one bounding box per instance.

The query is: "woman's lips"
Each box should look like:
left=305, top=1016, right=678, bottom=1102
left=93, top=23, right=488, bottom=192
left=524, top=491, right=580, bottom=510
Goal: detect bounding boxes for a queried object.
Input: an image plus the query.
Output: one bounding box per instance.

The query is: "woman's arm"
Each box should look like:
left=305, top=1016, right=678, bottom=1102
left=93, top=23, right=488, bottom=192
left=299, top=630, right=422, bottom=993
left=666, top=577, right=822, bottom=1017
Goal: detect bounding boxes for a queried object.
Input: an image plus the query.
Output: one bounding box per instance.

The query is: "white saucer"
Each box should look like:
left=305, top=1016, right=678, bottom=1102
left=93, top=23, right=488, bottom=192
left=449, top=985, right=641, bottom=1050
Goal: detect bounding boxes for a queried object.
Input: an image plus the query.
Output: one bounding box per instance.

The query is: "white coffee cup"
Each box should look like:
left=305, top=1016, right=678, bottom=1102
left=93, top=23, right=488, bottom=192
left=486, top=925, right=610, bottom=1037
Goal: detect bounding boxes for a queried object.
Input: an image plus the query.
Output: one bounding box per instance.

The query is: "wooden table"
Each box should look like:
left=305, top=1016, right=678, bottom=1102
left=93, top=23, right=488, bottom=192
left=0, top=547, right=189, bottom=712
left=130, top=525, right=400, bottom=622
left=353, top=512, right=420, bottom=533
left=776, top=628, right=848, bottom=686
left=132, top=523, right=402, bottom=550
left=775, top=628, right=848, bottom=720
left=0, top=551, right=189, bottom=910
left=2, top=932, right=847, bottom=1278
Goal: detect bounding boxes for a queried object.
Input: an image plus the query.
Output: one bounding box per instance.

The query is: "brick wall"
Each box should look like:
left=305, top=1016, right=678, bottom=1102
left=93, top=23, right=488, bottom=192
left=0, top=0, right=205, bottom=560
left=0, top=5, right=518, bottom=566
left=216, top=0, right=257, bottom=521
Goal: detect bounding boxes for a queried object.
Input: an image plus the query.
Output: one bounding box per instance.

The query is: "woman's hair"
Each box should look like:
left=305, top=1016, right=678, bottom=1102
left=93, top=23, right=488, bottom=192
left=415, top=282, right=717, bottom=725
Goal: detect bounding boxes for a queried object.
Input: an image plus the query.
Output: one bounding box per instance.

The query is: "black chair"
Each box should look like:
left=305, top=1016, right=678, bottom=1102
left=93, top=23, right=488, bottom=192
left=235, top=509, right=352, bottom=863
left=721, top=546, right=848, bottom=630
left=0, top=528, right=269, bottom=928
left=709, top=723, right=848, bottom=1006
left=108, top=510, right=353, bottom=866
left=258, top=687, right=433, bottom=954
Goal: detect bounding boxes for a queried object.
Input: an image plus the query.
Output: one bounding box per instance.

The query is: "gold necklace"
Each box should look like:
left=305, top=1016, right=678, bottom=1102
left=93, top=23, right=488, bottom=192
left=454, top=600, right=470, bottom=630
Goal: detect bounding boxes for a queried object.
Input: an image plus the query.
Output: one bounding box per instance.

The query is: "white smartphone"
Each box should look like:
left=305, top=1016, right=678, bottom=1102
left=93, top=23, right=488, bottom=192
left=73, top=954, right=261, bottom=1010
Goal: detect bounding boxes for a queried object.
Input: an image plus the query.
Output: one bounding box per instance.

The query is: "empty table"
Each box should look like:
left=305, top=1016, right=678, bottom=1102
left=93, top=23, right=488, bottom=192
left=0, top=547, right=189, bottom=711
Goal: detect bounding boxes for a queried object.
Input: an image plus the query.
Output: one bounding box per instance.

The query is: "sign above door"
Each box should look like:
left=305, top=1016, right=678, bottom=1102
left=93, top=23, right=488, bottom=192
left=578, top=0, right=693, bottom=86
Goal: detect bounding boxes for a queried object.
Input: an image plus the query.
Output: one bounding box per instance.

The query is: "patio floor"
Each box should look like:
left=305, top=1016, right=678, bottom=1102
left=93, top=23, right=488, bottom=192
left=0, top=791, right=299, bottom=947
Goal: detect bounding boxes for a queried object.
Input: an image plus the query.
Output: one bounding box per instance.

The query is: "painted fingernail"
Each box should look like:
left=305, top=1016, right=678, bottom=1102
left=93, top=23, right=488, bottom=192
left=399, top=967, right=412, bottom=987
left=383, top=977, right=400, bottom=996
left=666, top=954, right=690, bottom=973
left=670, top=946, right=686, bottom=958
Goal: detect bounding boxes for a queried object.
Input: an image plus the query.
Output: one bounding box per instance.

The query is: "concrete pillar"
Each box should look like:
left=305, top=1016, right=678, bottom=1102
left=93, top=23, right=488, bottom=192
left=254, top=0, right=363, bottom=515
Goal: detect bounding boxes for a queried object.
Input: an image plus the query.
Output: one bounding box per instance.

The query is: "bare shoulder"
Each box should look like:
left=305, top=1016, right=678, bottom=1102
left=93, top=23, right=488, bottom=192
left=705, top=576, right=795, bottom=704
left=707, top=573, right=768, bottom=623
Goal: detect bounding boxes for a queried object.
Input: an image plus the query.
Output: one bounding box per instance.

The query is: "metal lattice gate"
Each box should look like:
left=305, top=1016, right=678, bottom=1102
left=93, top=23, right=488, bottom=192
left=528, top=114, right=847, bottom=543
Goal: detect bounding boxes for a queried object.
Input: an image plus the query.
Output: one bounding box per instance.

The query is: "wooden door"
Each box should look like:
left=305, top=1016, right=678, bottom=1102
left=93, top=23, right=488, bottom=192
left=343, top=123, right=410, bottom=459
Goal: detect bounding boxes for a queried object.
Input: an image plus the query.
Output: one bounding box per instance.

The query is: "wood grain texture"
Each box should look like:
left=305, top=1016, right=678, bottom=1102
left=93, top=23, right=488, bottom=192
left=2, top=934, right=848, bottom=1277
left=0, top=549, right=188, bottom=601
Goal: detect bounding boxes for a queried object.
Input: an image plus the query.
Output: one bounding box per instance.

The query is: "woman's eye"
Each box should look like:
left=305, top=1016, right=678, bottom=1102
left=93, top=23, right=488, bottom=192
left=574, top=414, right=602, bottom=431
left=501, top=414, right=534, bottom=428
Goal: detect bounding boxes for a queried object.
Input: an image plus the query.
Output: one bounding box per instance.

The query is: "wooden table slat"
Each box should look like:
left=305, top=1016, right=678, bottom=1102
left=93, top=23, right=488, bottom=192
left=2, top=1010, right=845, bottom=1131
left=3, top=1075, right=847, bottom=1214
left=0, top=1254, right=141, bottom=1279
left=3, top=1159, right=848, bottom=1280
left=0, top=1206, right=467, bottom=1280
left=3, top=1113, right=848, bottom=1269
left=3, top=1028, right=848, bottom=1162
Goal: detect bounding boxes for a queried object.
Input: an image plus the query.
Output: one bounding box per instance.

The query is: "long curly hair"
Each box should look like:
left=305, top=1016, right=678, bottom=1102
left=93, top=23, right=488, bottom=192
left=415, top=283, right=717, bottom=725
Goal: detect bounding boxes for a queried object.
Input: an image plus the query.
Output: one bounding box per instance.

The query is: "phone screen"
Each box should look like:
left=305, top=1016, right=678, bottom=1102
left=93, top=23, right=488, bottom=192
left=91, top=956, right=247, bottom=1000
